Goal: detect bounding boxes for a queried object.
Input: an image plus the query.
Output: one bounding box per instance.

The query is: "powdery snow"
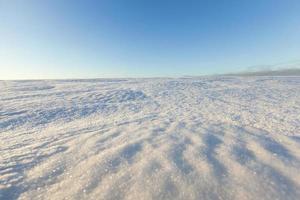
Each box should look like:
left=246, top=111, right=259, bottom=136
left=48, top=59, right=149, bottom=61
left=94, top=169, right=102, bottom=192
left=0, top=77, right=300, bottom=200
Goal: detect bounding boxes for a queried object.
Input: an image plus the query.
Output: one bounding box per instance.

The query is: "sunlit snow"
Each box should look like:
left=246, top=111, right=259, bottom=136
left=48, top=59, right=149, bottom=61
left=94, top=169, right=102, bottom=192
left=1, top=77, right=300, bottom=200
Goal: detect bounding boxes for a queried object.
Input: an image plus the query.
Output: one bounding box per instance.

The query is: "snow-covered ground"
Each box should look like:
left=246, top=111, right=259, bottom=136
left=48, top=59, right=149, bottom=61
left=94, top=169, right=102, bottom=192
left=1, top=77, right=300, bottom=200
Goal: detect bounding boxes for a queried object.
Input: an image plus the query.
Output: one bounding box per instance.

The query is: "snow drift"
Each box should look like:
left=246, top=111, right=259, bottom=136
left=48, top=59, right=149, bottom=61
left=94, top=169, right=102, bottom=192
left=0, top=77, right=300, bottom=200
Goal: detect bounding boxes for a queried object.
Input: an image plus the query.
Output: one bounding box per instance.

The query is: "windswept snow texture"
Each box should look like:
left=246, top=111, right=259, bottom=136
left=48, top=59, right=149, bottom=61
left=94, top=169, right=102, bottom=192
left=1, top=77, right=300, bottom=200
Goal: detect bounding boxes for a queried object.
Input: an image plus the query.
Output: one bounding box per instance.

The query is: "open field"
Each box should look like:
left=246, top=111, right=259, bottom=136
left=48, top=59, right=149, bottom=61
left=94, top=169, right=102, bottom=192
left=1, top=77, right=300, bottom=200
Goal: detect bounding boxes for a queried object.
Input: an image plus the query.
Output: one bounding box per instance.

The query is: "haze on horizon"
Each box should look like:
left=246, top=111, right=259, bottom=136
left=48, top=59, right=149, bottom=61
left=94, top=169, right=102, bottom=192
left=1, top=0, right=300, bottom=80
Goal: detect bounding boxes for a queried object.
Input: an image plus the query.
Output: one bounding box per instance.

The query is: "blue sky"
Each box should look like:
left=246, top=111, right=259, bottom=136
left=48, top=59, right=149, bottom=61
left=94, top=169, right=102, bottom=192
left=1, top=0, right=300, bottom=79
